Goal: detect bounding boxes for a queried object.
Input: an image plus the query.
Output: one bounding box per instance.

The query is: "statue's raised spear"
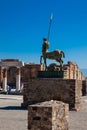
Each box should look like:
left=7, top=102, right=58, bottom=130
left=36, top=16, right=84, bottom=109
left=40, top=13, right=53, bottom=65
left=47, top=13, right=53, bottom=41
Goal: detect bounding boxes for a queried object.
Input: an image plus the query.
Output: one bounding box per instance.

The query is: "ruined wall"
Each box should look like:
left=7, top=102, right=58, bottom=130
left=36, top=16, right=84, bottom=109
left=0, top=60, right=86, bottom=86
left=0, top=59, right=23, bottom=87
left=22, top=64, right=43, bottom=81
left=22, top=78, right=82, bottom=111
left=0, top=61, right=43, bottom=87
left=63, top=61, right=85, bottom=80
left=28, top=100, right=69, bottom=130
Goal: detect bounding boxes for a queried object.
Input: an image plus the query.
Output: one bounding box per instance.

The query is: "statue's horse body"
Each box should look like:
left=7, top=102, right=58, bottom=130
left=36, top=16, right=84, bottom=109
left=44, top=50, right=65, bottom=63
left=40, top=39, right=65, bottom=70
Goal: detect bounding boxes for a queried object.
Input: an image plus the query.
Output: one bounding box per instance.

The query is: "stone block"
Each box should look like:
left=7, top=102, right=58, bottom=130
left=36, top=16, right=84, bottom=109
left=28, top=100, right=69, bottom=130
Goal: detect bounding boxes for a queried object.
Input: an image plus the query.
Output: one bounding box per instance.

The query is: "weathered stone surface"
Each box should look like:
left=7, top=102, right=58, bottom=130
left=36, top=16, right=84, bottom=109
left=22, top=78, right=82, bottom=111
left=28, top=100, right=69, bottom=130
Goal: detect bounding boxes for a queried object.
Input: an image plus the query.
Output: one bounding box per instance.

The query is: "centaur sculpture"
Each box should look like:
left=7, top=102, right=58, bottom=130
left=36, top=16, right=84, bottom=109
left=40, top=38, right=65, bottom=70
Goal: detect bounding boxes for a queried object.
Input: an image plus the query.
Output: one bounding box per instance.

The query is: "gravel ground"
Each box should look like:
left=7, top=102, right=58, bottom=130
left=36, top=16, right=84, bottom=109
left=0, top=95, right=28, bottom=130
left=0, top=94, right=87, bottom=130
left=69, top=96, right=87, bottom=130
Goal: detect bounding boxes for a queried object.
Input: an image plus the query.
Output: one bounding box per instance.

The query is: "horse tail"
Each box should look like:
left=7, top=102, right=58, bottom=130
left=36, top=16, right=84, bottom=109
left=61, top=51, right=65, bottom=58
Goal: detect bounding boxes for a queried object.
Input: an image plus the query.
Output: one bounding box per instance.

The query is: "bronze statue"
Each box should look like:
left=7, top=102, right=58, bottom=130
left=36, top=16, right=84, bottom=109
left=40, top=38, right=65, bottom=70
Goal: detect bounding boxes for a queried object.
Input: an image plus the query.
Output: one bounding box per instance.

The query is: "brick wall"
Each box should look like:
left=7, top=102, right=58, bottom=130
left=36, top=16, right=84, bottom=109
left=22, top=64, right=43, bottom=81
left=63, top=61, right=85, bottom=80
left=22, top=78, right=82, bottom=111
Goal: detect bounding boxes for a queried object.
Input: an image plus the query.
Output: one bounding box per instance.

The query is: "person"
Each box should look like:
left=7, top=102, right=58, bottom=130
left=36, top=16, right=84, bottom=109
left=7, top=85, right=11, bottom=94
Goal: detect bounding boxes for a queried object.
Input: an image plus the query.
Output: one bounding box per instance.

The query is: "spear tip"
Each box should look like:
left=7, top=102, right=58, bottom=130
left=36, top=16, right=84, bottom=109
left=50, top=13, right=53, bottom=20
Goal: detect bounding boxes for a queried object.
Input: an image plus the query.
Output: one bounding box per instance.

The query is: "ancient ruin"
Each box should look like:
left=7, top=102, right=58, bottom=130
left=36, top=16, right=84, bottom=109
left=0, top=58, right=87, bottom=130
left=0, top=59, right=24, bottom=92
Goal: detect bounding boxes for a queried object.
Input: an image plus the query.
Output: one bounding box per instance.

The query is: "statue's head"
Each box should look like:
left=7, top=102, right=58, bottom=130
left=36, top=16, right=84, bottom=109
left=43, top=38, right=48, bottom=43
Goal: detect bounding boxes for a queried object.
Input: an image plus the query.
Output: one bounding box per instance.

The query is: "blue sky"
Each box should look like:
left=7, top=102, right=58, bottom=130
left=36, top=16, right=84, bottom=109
left=0, top=0, right=87, bottom=68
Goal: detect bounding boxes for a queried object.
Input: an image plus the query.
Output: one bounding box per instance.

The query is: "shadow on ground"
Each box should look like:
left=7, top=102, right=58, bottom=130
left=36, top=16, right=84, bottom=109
left=0, top=106, right=27, bottom=110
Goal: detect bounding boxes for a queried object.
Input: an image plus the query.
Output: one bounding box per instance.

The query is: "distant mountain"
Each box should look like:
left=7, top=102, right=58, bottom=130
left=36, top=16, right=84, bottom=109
left=81, top=69, right=87, bottom=77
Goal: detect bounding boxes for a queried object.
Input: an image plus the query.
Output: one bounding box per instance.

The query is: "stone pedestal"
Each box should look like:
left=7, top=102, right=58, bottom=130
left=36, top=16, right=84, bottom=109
left=22, top=78, right=82, bottom=111
left=28, top=100, right=69, bottom=130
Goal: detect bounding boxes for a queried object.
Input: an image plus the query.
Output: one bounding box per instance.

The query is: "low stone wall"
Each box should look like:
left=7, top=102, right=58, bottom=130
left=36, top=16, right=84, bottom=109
left=28, top=100, right=69, bottom=130
left=22, top=78, right=82, bottom=111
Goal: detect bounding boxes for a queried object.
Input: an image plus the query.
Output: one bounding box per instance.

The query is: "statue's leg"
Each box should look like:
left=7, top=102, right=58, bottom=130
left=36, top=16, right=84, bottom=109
left=44, top=58, right=47, bottom=70
left=60, top=59, right=63, bottom=71
left=40, top=56, right=43, bottom=64
left=56, top=58, right=63, bottom=71
left=60, top=59, right=63, bottom=65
